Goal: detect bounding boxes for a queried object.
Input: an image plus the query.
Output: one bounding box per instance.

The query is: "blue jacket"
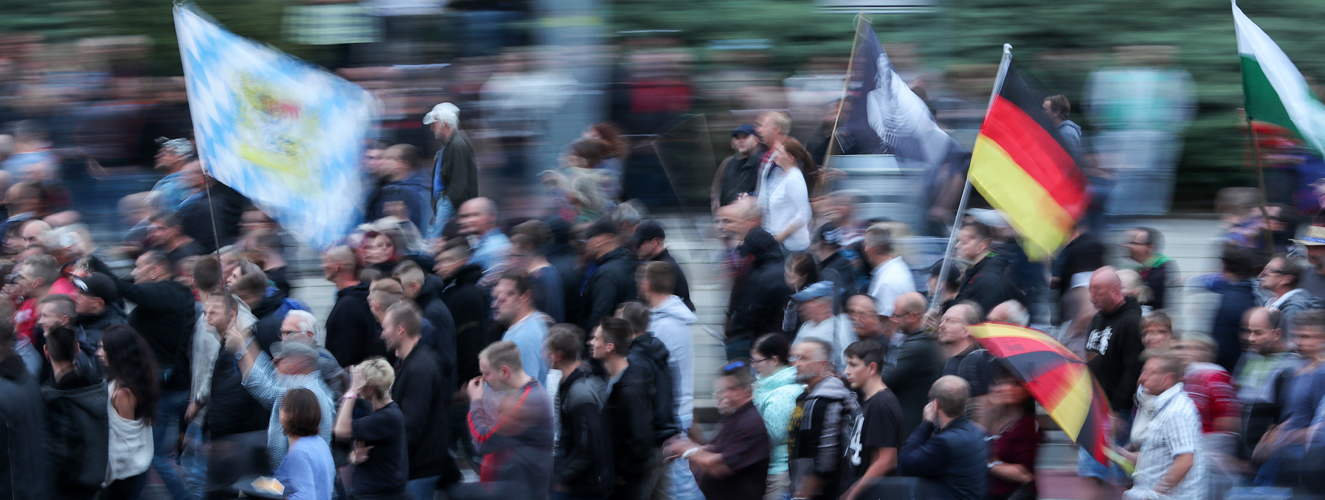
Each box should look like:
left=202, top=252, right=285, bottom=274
left=898, top=416, right=987, bottom=500
left=1208, top=278, right=1259, bottom=372
left=367, top=171, right=433, bottom=231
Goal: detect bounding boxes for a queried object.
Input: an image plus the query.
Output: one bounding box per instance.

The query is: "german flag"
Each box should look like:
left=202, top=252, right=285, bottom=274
left=969, top=65, right=1090, bottom=260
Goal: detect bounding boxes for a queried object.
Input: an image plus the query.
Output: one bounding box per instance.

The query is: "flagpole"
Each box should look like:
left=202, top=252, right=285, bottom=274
left=820, top=12, right=867, bottom=198
left=1246, top=117, right=1276, bottom=255
left=930, top=43, right=1013, bottom=313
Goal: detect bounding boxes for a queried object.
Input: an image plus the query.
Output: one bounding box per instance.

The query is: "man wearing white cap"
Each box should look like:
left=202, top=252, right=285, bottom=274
left=423, top=103, right=477, bottom=237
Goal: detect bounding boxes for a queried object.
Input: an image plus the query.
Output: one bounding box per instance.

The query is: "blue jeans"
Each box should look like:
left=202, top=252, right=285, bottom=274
left=181, top=422, right=208, bottom=500
left=406, top=476, right=440, bottom=500
left=427, top=196, right=454, bottom=240
left=153, top=389, right=193, bottom=500
left=724, top=336, right=752, bottom=361
left=671, top=414, right=703, bottom=500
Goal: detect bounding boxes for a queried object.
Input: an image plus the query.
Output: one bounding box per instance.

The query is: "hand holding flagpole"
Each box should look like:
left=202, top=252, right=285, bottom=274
left=930, top=44, right=1013, bottom=313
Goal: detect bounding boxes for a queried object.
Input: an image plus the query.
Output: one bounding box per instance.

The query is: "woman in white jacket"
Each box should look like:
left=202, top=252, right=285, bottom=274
left=758, top=138, right=814, bottom=253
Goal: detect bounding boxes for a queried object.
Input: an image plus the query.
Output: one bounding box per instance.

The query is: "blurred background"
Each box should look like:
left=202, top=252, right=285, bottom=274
left=5, top=0, right=1325, bottom=223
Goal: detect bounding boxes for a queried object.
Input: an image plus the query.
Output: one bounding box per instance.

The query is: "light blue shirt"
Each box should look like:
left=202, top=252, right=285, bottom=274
left=470, top=229, right=511, bottom=273
left=276, top=435, right=336, bottom=500
left=503, top=312, right=550, bottom=386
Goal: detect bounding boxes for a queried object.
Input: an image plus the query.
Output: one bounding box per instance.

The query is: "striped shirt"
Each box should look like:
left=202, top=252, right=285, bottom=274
left=243, top=352, right=337, bottom=467
left=1131, top=383, right=1204, bottom=500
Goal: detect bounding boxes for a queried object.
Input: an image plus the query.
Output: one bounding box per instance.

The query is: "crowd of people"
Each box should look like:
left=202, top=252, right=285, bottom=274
left=0, top=75, right=1323, bottom=500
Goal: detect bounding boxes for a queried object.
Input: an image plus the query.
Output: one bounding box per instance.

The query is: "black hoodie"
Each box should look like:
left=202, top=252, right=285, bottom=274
left=1085, top=296, right=1145, bottom=412
left=627, top=333, right=680, bottom=445
left=726, top=229, right=791, bottom=342
left=90, top=256, right=196, bottom=391
left=951, top=252, right=1025, bottom=314
left=75, top=306, right=127, bottom=348
left=606, top=363, right=656, bottom=482
left=442, top=263, right=491, bottom=382
left=42, top=369, right=108, bottom=491
left=325, top=282, right=382, bottom=368
left=580, top=247, right=638, bottom=332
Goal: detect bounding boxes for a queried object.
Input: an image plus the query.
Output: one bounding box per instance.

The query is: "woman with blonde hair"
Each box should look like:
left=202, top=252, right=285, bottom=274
left=333, top=358, right=408, bottom=499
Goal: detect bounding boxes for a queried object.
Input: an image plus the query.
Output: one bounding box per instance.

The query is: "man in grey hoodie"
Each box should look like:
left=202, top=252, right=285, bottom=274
left=638, top=261, right=702, bottom=499
left=788, top=339, right=860, bottom=500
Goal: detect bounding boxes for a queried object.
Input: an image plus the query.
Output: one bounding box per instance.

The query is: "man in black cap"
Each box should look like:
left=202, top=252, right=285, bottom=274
left=71, top=272, right=127, bottom=348
left=578, top=218, right=638, bottom=332
left=711, top=124, right=766, bottom=212
left=632, top=220, right=694, bottom=311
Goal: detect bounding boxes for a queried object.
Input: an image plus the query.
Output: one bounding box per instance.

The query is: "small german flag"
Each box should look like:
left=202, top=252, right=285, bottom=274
left=969, top=65, right=1090, bottom=260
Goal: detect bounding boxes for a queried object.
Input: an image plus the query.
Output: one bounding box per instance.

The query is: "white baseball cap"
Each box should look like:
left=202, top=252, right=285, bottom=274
left=422, top=102, right=459, bottom=125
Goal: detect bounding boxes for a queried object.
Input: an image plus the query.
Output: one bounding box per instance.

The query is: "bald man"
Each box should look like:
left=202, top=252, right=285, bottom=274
left=716, top=197, right=762, bottom=247
left=1078, top=267, right=1144, bottom=489
left=880, top=291, right=942, bottom=437
left=1085, top=267, right=1144, bottom=412
left=456, top=197, right=510, bottom=273
left=322, top=245, right=379, bottom=367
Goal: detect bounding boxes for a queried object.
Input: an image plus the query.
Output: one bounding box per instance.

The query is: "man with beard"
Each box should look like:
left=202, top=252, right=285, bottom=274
left=712, top=124, right=765, bottom=211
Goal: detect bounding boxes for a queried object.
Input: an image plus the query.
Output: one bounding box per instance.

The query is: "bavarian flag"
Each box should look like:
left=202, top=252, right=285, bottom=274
left=969, top=65, right=1090, bottom=260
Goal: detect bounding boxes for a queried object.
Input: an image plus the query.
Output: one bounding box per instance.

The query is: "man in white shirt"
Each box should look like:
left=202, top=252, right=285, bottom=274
left=1119, top=352, right=1203, bottom=500
left=864, top=224, right=914, bottom=330
left=793, top=281, right=858, bottom=372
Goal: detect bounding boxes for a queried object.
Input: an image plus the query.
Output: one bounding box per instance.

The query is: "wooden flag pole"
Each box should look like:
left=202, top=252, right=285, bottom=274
left=930, top=43, right=1013, bottom=313
left=819, top=12, right=867, bottom=198
left=1246, top=116, right=1276, bottom=256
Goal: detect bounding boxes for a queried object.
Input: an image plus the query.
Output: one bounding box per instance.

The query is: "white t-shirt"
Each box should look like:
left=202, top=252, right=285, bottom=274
left=869, top=256, right=915, bottom=316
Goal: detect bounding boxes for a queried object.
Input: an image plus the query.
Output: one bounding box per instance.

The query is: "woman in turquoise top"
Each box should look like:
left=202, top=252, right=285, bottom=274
left=751, top=333, right=805, bottom=500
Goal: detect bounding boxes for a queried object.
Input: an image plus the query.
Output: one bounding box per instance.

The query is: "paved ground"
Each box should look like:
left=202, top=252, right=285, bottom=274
left=143, top=214, right=1231, bottom=499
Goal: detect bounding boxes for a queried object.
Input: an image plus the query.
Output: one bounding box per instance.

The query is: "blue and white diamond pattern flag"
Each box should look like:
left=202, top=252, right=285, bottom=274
left=175, top=5, right=372, bottom=250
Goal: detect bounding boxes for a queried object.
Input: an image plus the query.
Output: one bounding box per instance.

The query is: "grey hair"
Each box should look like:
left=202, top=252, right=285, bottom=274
left=995, top=300, right=1029, bottom=327
left=286, top=310, right=321, bottom=339
left=611, top=202, right=641, bottom=227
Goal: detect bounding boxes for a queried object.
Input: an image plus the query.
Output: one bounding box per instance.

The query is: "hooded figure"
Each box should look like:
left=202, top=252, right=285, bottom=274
left=650, top=295, right=697, bottom=425
left=42, top=366, right=107, bottom=496
left=788, top=374, right=859, bottom=500
left=726, top=229, right=792, bottom=345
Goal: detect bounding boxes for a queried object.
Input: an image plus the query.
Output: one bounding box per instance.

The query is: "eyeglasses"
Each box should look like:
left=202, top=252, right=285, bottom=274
left=787, top=355, right=801, bottom=363
left=280, top=330, right=307, bottom=336
left=751, top=356, right=769, bottom=365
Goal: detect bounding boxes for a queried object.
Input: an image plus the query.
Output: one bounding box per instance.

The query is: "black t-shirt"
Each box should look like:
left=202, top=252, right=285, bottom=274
left=845, top=388, right=904, bottom=481
left=696, top=402, right=769, bottom=500
left=350, top=400, right=409, bottom=495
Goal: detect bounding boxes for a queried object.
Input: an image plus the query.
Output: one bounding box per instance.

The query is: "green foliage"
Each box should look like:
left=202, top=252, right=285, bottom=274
left=608, top=0, right=854, bottom=72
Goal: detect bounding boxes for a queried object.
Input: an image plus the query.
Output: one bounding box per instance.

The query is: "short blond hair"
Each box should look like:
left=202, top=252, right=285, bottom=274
left=357, top=358, right=395, bottom=397
left=480, top=341, right=523, bottom=373
left=758, top=111, right=791, bottom=136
